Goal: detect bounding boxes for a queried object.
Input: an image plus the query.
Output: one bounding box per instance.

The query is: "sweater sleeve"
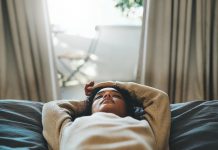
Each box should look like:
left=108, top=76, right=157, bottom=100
left=42, top=99, right=87, bottom=150
left=116, top=81, right=170, bottom=150
left=93, top=81, right=171, bottom=150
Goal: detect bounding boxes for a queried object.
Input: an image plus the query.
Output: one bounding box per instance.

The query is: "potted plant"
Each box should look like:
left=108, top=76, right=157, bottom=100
left=114, top=0, right=144, bottom=17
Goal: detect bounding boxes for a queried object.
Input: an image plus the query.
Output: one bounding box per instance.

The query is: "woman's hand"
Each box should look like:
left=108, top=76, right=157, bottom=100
left=84, top=81, right=95, bottom=96
left=84, top=81, right=116, bottom=96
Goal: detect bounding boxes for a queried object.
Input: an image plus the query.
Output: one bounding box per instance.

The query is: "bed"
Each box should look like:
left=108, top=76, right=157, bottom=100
left=0, top=99, right=218, bottom=150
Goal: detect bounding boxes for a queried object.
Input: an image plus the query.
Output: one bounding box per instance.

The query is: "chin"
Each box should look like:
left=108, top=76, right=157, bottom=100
left=99, top=106, right=115, bottom=113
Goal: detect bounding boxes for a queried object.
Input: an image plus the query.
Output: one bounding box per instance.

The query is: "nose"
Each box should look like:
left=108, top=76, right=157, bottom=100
left=103, top=92, right=112, bottom=99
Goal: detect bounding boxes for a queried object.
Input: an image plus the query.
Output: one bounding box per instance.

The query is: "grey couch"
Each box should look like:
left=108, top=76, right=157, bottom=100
left=1, top=99, right=218, bottom=150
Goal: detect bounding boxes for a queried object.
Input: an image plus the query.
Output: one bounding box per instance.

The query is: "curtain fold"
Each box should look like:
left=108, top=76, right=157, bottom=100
left=137, top=0, right=218, bottom=103
left=0, top=0, right=59, bottom=102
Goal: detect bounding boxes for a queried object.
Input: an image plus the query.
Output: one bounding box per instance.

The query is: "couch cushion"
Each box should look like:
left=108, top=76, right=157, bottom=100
left=0, top=99, right=48, bottom=150
left=2, top=99, right=218, bottom=150
left=170, top=100, right=218, bottom=150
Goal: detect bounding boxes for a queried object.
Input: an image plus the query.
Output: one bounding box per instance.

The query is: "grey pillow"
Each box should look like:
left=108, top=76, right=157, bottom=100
left=170, top=100, right=218, bottom=150
left=0, top=99, right=48, bottom=150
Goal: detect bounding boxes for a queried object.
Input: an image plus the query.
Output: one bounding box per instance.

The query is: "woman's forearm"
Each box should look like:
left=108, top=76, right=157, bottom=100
left=42, top=100, right=87, bottom=150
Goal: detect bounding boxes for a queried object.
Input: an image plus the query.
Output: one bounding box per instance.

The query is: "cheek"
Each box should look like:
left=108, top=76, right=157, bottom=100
left=115, top=100, right=127, bottom=110
left=91, top=100, right=99, bottom=113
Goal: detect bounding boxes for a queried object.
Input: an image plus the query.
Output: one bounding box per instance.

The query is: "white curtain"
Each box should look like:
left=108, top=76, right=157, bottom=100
left=137, top=0, right=218, bottom=103
left=0, top=0, right=59, bottom=102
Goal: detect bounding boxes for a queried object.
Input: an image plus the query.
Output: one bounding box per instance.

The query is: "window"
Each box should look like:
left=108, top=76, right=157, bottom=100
left=47, top=0, right=143, bottom=99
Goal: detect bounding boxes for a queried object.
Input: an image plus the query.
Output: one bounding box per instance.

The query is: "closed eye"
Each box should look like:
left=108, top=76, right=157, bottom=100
left=113, top=95, right=122, bottom=99
left=94, top=95, right=102, bottom=100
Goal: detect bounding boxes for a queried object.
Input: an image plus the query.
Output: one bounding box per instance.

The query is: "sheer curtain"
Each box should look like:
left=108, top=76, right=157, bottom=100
left=137, top=0, right=218, bottom=103
left=0, top=0, right=59, bottom=102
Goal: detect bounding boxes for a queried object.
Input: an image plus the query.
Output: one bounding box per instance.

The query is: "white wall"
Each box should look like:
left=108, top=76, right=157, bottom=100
left=92, top=25, right=141, bottom=81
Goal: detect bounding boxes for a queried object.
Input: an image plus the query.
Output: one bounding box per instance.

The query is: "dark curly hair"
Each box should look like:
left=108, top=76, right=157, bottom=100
left=85, top=86, right=142, bottom=119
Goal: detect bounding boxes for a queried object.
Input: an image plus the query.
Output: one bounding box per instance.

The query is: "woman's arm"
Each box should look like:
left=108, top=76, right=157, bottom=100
left=91, top=81, right=171, bottom=150
left=42, top=100, right=87, bottom=150
left=116, top=81, right=171, bottom=150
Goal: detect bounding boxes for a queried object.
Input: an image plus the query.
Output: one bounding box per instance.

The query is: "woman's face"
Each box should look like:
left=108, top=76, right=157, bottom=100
left=91, top=87, right=127, bottom=117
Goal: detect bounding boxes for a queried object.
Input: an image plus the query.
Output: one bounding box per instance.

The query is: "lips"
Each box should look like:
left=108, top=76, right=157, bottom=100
left=101, top=99, right=114, bottom=104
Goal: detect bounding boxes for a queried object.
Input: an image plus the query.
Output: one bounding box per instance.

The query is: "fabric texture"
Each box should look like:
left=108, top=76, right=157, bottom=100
left=1, top=99, right=218, bottom=149
left=61, top=112, right=155, bottom=150
left=42, top=81, right=171, bottom=150
left=0, top=99, right=47, bottom=150
left=0, top=0, right=59, bottom=101
left=170, top=100, right=218, bottom=150
left=137, top=0, right=218, bottom=103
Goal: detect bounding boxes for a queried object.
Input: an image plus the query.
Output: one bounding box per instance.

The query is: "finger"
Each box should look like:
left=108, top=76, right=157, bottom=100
left=87, top=86, right=93, bottom=90
left=85, top=82, right=95, bottom=96
left=85, top=81, right=94, bottom=91
left=89, top=81, right=94, bottom=86
left=85, top=81, right=93, bottom=89
left=86, top=87, right=93, bottom=93
left=87, top=81, right=94, bottom=87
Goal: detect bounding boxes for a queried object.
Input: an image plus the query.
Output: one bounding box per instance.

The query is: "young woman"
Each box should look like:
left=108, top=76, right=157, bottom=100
left=42, top=81, right=170, bottom=150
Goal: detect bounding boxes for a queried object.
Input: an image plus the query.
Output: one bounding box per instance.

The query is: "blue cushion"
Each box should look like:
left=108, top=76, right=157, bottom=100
left=0, top=100, right=48, bottom=150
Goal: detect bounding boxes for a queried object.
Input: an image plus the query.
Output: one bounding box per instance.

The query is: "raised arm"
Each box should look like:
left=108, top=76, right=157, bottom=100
left=91, top=81, right=171, bottom=150
left=42, top=100, right=87, bottom=150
